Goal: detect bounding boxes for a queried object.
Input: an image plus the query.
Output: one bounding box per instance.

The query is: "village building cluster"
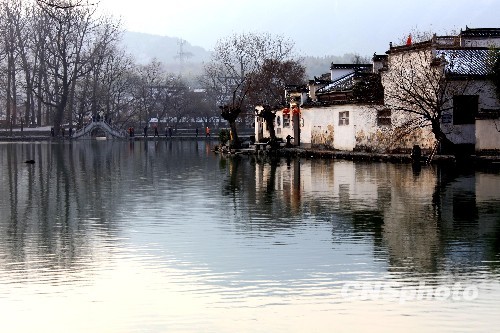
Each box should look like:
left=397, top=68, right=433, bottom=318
left=255, top=27, right=500, bottom=155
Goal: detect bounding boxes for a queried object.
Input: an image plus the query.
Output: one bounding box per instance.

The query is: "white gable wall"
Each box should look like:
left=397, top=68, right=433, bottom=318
left=461, top=37, right=500, bottom=48
left=331, top=68, right=355, bottom=81
left=476, top=119, right=500, bottom=150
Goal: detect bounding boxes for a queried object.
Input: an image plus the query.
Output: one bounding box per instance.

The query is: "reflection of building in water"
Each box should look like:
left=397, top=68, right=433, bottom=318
left=433, top=170, right=500, bottom=270
left=317, top=161, right=442, bottom=274
left=271, top=159, right=499, bottom=275
left=254, top=158, right=302, bottom=214
left=249, top=156, right=499, bottom=275
left=380, top=166, right=441, bottom=274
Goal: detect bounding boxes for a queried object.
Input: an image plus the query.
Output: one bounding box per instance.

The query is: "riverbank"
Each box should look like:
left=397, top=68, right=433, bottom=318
left=2, top=130, right=499, bottom=167
left=222, top=145, right=500, bottom=168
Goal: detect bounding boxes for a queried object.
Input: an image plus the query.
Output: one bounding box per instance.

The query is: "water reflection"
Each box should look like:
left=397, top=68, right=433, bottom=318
left=0, top=142, right=499, bottom=332
left=237, top=157, right=500, bottom=278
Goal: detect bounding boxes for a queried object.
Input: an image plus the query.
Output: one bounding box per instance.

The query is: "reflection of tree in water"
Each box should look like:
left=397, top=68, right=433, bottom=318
left=264, top=157, right=279, bottom=205
left=219, top=154, right=304, bottom=233
left=1, top=140, right=220, bottom=277
left=216, top=156, right=500, bottom=276
left=351, top=210, right=385, bottom=248
left=308, top=161, right=499, bottom=277
left=0, top=143, right=127, bottom=273
left=221, top=155, right=242, bottom=195
left=0, top=141, right=211, bottom=275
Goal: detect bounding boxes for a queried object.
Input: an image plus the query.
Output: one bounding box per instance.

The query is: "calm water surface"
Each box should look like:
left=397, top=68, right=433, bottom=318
left=0, top=141, right=499, bottom=332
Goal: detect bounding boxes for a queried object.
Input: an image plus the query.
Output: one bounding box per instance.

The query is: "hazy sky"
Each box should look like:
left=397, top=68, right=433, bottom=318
left=98, top=0, right=500, bottom=57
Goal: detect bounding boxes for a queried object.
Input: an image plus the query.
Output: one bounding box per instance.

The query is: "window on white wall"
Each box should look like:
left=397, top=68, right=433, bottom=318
left=339, top=111, right=349, bottom=126
left=377, top=109, right=391, bottom=126
left=453, top=95, right=478, bottom=125
left=283, top=114, right=290, bottom=127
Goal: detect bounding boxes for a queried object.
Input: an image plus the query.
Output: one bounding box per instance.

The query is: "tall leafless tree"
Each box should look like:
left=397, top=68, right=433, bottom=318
left=382, top=44, right=484, bottom=153
left=34, top=0, right=119, bottom=134
left=202, top=32, right=301, bottom=147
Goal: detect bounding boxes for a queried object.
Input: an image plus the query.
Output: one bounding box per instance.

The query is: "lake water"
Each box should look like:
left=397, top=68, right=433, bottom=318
left=0, top=140, right=499, bottom=333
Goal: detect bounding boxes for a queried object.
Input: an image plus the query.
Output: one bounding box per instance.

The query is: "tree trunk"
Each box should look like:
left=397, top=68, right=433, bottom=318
left=264, top=116, right=276, bottom=142
left=6, top=57, right=12, bottom=129
left=53, top=86, right=69, bottom=135
left=229, top=121, right=240, bottom=148
left=431, top=120, right=455, bottom=155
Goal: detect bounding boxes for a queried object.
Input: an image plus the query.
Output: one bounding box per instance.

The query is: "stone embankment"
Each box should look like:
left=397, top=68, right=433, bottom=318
left=217, top=144, right=500, bottom=168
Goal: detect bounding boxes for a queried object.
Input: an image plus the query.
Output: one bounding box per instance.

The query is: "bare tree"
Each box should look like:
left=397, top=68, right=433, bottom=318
left=34, top=0, right=115, bottom=135
left=132, top=59, right=168, bottom=126
left=167, top=77, right=194, bottom=130
left=382, top=42, right=485, bottom=153
left=247, top=58, right=306, bottom=108
left=187, top=89, right=219, bottom=130
left=202, top=32, right=301, bottom=148
left=0, top=0, right=19, bottom=129
left=97, top=46, right=135, bottom=128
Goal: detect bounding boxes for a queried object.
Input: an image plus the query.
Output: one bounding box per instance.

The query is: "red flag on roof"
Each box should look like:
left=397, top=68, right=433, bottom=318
left=406, top=34, right=412, bottom=46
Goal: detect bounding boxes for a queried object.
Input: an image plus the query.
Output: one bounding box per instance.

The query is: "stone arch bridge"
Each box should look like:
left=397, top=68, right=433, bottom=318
left=72, top=121, right=127, bottom=139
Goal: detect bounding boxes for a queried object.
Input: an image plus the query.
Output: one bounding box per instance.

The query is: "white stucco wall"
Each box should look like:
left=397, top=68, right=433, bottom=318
left=461, top=37, right=500, bottom=48
left=331, top=68, right=354, bottom=81
left=259, top=104, right=436, bottom=152
left=476, top=119, right=500, bottom=150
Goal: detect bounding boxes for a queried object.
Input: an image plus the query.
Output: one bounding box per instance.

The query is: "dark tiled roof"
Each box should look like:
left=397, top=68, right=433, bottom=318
left=316, top=72, right=355, bottom=94
left=460, top=27, right=500, bottom=38
left=386, top=40, right=433, bottom=54
left=330, top=63, right=372, bottom=71
left=372, top=54, right=388, bottom=61
left=436, top=48, right=496, bottom=76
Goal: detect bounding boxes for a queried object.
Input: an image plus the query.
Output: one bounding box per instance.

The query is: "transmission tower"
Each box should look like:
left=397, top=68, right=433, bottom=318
left=175, top=39, right=193, bottom=75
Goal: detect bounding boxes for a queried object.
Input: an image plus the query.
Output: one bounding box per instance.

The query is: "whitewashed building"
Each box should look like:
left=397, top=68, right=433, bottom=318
left=256, top=27, right=500, bottom=154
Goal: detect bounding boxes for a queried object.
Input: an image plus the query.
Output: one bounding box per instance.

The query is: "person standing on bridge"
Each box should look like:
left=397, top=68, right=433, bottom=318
left=143, top=125, right=148, bottom=138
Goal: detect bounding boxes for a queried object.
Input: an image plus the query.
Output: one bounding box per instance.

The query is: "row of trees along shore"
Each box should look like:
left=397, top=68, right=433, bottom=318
left=3, top=1, right=498, bottom=151
left=0, top=0, right=306, bottom=138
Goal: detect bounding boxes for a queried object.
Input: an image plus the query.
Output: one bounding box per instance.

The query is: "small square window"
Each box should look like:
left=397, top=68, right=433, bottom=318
left=377, top=109, right=391, bottom=126
left=339, top=111, right=349, bottom=126
left=283, top=114, right=290, bottom=128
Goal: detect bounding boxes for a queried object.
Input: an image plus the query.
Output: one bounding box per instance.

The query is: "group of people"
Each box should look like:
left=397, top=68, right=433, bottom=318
left=50, top=127, right=73, bottom=138
left=140, top=125, right=174, bottom=138
left=130, top=126, right=212, bottom=138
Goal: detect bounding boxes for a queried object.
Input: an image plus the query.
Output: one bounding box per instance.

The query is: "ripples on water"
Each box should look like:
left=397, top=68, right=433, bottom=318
left=0, top=141, right=499, bottom=332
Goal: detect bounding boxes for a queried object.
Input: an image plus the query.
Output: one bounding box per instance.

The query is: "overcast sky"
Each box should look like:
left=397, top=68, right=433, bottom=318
left=98, top=0, right=500, bottom=57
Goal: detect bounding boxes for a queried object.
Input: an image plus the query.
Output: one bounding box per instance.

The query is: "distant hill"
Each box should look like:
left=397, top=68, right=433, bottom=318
left=120, top=31, right=211, bottom=79
left=302, top=54, right=372, bottom=78
left=120, top=31, right=365, bottom=83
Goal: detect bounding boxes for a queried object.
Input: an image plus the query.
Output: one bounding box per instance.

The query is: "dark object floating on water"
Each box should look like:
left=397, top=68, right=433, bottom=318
left=25, top=160, right=35, bottom=164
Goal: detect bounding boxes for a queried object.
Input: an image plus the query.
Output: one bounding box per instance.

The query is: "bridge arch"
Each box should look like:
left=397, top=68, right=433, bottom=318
left=72, top=121, right=126, bottom=139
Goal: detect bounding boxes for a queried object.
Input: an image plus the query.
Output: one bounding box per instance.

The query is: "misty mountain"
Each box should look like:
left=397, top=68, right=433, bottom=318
left=120, top=31, right=366, bottom=82
left=120, top=31, right=211, bottom=79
